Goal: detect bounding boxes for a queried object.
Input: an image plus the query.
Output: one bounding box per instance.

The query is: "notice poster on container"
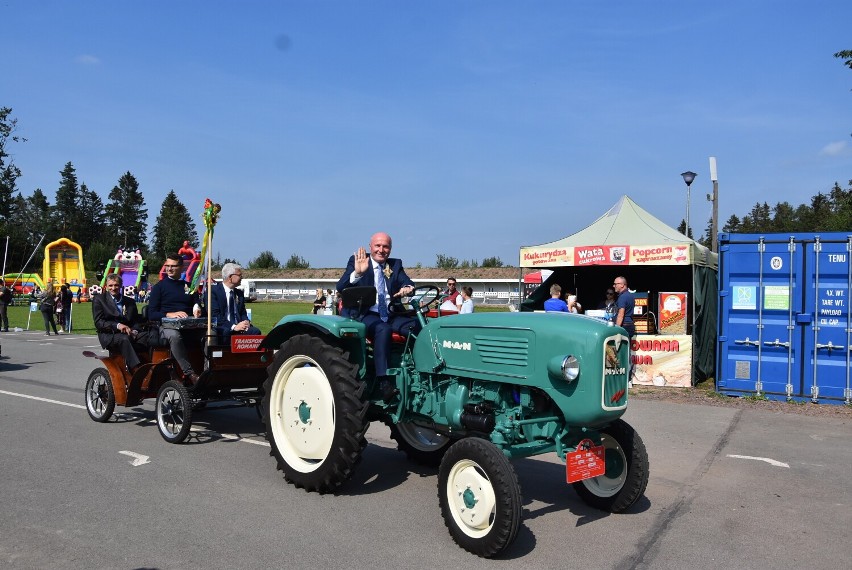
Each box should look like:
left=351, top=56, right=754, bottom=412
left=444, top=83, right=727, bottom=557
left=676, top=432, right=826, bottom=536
left=631, top=335, right=692, bottom=388
left=658, top=292, right=688, bottom=334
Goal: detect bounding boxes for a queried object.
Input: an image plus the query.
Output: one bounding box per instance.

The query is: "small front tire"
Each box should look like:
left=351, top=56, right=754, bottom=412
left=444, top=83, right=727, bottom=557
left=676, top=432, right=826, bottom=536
left=85, top=367, right=115, bottom=423
left=438, top=438, right=522, bottom=558
left=156, top=380, right=193, bottom=443
left=572, top=419, right=649, bottom=512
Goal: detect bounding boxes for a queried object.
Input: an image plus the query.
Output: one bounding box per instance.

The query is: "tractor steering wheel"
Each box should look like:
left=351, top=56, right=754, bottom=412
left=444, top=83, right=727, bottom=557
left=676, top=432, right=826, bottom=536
left=407, top=285, right=441, bottom=314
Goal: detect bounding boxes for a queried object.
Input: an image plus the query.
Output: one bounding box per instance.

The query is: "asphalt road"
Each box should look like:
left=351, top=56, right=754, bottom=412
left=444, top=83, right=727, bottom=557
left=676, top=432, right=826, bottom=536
left=0, top=331, right=849, bottom=570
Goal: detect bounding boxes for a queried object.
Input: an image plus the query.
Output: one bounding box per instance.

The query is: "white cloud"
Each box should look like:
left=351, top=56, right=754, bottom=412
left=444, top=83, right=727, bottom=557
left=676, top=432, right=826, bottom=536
left=74, top=54, right=101, bottom=65
left=820, top=141, right=848, bottom=157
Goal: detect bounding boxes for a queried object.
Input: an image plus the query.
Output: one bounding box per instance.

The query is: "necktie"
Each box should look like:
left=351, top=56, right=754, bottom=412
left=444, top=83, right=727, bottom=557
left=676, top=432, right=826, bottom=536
left=229, top=289, right=239, bottom=323
left=377, top=264, right=389, bottom=322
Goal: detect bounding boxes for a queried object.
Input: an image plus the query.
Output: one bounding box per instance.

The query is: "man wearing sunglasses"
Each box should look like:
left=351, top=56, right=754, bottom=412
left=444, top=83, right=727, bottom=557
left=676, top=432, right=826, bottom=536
left=148, top=252, right=203, bottom=383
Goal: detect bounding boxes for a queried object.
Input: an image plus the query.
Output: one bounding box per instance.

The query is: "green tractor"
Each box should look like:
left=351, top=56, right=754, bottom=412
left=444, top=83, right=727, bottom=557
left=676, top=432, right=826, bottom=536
left=260, top=286, right=649, bottom=557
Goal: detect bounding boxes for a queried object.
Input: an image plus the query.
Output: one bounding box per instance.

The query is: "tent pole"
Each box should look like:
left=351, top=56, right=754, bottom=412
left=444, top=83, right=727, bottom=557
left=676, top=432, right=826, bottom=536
left=691, top=263, right=696, bottom=386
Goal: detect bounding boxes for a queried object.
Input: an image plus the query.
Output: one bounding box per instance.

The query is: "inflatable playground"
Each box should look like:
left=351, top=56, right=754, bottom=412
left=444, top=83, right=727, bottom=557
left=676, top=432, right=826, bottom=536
left=158, top=241, right=200, bottom=282
left=90, top=247, right=149, bottom=300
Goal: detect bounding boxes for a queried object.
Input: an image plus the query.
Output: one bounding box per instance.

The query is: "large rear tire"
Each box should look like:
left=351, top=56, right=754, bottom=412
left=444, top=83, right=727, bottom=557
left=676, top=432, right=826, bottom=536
left=572, top=419, right=649, bottom=512
left=388, top=421, right=452, bottom=466
left=262, top=334, right=368, bottom=493
left=85, top=367, right=115, bottom=423
left=438, top=438, right=522, bottom=558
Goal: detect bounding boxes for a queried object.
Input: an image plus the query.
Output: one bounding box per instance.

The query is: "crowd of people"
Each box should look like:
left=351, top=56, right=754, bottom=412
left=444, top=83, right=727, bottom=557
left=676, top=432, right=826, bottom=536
left=543, top=277, right=636, bottom=337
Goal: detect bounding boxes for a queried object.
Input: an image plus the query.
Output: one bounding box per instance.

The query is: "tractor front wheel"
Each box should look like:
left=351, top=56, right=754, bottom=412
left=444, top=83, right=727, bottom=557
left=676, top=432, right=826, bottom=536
left=438, top=438, right=522, bottom=558
left=572, top=419, right=649, bottom=512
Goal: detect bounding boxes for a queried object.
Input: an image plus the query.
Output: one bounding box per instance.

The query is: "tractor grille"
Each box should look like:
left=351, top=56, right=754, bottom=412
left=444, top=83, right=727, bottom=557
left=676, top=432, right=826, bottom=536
left=602, top=337, right=629, bottom=411
left=474, top=335, right=530, bottom=367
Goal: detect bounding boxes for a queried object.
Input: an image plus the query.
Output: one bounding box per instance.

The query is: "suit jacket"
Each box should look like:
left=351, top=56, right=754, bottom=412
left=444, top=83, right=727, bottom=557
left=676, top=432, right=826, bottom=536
left=92, top=292, right=143, bottom=348
left=209, top=282, right=248, bottom=339
left=336, top=256, right=414, bottom=317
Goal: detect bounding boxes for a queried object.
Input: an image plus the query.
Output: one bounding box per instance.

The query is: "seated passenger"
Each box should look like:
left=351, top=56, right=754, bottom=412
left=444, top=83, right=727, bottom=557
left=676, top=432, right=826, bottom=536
left=92, top=273, right=155, bottom=374
left=210, top=263, right=261, bottom=344
left=147, top=252, right=203, bottom=383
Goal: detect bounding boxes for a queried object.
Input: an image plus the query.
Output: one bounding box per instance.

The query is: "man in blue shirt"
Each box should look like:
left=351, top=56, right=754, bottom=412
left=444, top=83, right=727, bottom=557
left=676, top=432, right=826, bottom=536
left=543, top=284, right=570, bottom=312
left=613, top=276, right=636, bottom=336
left=148, top=252, right=202, bottom=383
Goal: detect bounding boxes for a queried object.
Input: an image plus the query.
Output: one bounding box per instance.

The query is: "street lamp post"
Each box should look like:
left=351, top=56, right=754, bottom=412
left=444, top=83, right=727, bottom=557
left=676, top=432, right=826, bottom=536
left=680, top=171, right=697, bottom=238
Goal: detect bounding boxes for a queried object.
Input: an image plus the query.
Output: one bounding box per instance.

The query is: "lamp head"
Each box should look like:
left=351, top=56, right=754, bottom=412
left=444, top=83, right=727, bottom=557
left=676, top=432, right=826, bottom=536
left=681, top=171, right=697, bottom=187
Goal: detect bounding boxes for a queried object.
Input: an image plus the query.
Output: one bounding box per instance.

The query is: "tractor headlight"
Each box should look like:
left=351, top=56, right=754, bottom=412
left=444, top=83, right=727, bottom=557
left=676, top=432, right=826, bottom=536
left=561, top=355, right=580, bottom=382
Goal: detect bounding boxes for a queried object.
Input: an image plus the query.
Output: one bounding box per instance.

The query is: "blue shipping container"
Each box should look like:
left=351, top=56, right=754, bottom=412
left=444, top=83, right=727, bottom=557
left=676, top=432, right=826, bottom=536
left=717, top=232, right=852, bottom=405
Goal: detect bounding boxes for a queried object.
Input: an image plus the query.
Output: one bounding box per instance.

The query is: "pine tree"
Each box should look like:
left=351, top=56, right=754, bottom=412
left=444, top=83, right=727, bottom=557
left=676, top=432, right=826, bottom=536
left=52, top=162, right=81, bottom=238
left=151, top=190, right=198, bottom=260
left=105, top=172, right=148, bottom=251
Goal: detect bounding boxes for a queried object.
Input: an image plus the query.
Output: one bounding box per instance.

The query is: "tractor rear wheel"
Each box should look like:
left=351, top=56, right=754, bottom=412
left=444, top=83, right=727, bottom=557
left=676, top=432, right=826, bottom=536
left=438, top=438, right=522, bottom=558
left=263, top=334, right=368, bottom=493
left=572, top=419, right=649, bottom=512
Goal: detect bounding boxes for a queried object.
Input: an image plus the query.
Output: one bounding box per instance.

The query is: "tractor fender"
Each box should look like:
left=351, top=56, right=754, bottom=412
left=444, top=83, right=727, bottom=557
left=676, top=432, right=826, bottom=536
left=260, top=315, right=367, bottom=376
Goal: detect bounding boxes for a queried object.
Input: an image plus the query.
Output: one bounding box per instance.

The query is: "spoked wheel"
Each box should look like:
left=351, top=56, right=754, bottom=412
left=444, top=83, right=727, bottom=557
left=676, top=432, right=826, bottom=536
left=84, top=367, right=115, bottom=423
left=156, top=380, right=193, bottom=443
left=388, top=421, right=452, bottom=466
left=262, top=334, right=368, bottom=493
left=572, top=419, right=649, bottom=512
left=438, top=438, right=522, bottom=558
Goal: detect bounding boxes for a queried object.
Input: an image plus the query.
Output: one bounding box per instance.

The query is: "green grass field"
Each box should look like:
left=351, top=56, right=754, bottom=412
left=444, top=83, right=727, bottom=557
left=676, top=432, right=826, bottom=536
left=7, top=300, right=508, bottom=335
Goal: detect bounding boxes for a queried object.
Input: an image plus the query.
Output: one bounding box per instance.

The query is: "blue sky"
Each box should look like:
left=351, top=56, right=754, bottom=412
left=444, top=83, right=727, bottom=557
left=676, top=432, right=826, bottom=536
left=3, top=1, right=851, bottom=268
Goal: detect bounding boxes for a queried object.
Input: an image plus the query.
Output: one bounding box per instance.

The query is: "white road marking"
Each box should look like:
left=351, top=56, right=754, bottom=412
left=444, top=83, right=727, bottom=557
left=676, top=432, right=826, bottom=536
left=0, top=389, right=269, bottom=447
left=119, top=451, right=151, bottom=466
left=0, top=389, right=85, bottom=409
left=727, top=454, right=790, bottom=468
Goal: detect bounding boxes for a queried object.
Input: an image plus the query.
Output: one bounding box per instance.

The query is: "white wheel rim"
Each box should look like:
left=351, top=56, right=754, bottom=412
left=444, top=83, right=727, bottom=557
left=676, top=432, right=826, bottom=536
left=580, top=434, right=627, bottom=497
left=397, top=422, right=450, bottom=452
left=157, top=387, right=185, bottom=437
left=446, top=459, right=497, bottom=538
left=268, top=355, right=335, bottom=473
left=86, top=374, right=108, bottom=416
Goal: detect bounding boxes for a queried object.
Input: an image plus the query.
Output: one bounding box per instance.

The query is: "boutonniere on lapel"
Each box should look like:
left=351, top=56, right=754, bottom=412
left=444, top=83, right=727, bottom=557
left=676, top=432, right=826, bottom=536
left=383, top=265, right=393, bottom=280
left=122, top=304, right=128, bottom=316
left=184, top=284, right=191, bottom=295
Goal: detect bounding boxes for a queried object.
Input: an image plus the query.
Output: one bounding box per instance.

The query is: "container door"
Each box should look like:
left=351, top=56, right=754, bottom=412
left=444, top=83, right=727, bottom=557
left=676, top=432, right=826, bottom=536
left=803, top=237, right=852, bottom=402
left=718, top=236, right=802, bottom=398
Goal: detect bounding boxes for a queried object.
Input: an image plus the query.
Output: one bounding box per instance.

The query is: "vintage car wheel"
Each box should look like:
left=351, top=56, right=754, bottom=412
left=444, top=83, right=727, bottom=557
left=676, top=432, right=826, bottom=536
left=438, top=438, right=522, bottom=558
left=85, top=367, right=115, bottom=423
left=572, top=419, right=649, bottom=512
left=263, top=334, right=368, bottom=493
left=388, top=421, right=451, bottom=466
left=156, top=380, right=193, bottom=444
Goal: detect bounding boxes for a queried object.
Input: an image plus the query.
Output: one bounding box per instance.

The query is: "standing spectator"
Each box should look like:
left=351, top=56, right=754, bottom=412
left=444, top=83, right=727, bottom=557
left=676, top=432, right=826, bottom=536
left=443, top=278, right=460, bottom=306
left=38, top=282, right=59, bottom=335
left=57, top=284, right=73, bottom=332
left=565, top=288, right=582, bottom=314
left=543, top=284, right=569, bottom=312
left=613, top=276, right=636, bottom=336
left=325, top=289, right=336, bottom=315
left=0, top=285, right=12, bottom=331
left=312, top=288, right=326, bottom=314
left=598, top=287, right=618, bottom=323
left=458, top=286, right=474, bottom=314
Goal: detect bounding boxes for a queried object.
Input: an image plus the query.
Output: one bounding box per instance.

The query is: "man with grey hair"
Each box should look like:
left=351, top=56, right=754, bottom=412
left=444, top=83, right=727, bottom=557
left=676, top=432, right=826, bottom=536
left=210, top=262, right=261, bottom=344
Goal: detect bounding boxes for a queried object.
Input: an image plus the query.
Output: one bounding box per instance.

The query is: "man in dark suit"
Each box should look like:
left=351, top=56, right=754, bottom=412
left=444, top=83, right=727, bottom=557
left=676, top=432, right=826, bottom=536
left=92, top=273, right=154, bottom=374
left=337, top=232, right=418, bottom=381
left=209, top=263, right=261, bottom=344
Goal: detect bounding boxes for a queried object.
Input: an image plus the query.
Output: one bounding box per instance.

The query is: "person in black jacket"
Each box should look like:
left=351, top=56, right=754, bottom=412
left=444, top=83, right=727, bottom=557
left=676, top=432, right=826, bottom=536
left=92, top=273, right=153, bottom=374
left=0, top=285, right=12, bottom=331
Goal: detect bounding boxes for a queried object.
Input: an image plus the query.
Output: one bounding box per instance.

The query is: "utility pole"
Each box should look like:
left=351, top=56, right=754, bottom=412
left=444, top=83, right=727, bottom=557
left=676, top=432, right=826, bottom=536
left=708, top=157, right=719, bottom=252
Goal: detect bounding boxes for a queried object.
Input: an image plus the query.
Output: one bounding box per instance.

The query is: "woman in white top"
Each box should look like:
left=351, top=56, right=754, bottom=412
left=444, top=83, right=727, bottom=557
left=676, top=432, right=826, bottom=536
left=458, top=286, right=474, bottom=314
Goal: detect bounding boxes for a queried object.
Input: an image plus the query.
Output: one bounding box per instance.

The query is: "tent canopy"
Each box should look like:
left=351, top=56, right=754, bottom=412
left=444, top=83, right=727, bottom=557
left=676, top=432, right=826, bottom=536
left=520, top=195, right=717, bottom=270
left=518, top=195, right=718, bottom=384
